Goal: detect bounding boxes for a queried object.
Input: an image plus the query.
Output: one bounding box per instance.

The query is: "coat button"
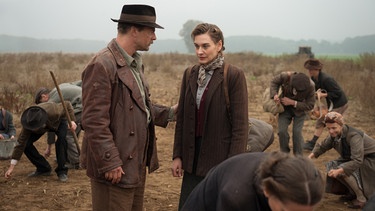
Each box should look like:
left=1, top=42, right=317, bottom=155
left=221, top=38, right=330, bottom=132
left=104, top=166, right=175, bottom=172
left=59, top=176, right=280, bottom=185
left=129, top=155, right=133, bottom=159
left=130, top=131, right=135, bottom=136
left=105, top=152, right=111, bottom=158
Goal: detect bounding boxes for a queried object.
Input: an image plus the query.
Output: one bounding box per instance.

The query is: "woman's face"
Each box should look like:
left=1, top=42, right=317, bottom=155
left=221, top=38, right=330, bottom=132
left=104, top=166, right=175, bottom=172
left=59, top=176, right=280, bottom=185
left=325, top=122, right=343, bottom=138
left=193, top=33, right=222, bottom=65
left=265, top=193, right=315, bottom=211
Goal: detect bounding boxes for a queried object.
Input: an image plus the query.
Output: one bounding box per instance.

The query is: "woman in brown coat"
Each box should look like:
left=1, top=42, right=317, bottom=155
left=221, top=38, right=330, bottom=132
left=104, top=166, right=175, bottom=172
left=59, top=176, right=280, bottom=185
left=171, top=23, right=248, bottom=210
left=308, top=111, right=375, bottom=209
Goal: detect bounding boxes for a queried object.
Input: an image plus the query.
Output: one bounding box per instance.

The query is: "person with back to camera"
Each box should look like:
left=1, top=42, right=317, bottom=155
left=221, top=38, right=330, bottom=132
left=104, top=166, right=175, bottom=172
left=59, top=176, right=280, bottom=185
left=0, top=103, right=16, bottom=140
left=35, top=81, right=83, bottom=169
left=4, top=101, right=76, bottom=182
left=270, top=71, right=315, bottom=155
left=171, top=23, right=248, bottom=210
left=81, top=4, right=177, bottom=211
left=303, top=59, right=348, bottom=151
left=181, top=151, right=325, bottom=211
left=308, top=111, right=375, bottom=209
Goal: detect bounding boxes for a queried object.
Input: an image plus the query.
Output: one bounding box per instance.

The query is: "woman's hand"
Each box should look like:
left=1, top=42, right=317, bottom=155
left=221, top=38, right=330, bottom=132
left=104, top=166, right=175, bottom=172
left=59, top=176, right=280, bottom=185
left=171, top=157, right=183, bottom=177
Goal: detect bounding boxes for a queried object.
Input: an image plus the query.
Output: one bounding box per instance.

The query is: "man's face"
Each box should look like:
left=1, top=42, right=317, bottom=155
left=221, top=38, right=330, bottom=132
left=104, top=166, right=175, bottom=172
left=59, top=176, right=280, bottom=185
left=135, top=26, right=156, bottom=51
left=40, top=93, right=50, bottom=103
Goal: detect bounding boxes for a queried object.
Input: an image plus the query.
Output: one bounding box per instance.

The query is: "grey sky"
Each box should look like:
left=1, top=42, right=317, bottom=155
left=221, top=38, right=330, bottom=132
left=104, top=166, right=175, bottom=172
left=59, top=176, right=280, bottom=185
left=1, top=0, right=374, bottom=43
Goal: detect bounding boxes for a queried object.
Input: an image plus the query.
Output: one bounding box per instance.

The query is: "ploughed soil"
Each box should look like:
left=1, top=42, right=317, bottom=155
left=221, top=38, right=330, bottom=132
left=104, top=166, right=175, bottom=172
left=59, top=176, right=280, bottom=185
left=1, top=70, right=374, bottom=211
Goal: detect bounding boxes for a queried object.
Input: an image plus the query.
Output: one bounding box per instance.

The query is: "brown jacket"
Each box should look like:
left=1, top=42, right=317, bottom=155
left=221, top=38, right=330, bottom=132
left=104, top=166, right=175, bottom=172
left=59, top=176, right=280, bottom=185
left=173, top=63, right=248, bottom=177
left=270, top=72, right=315, bottom=116
left=313, top=125, right=375, bottom=198
left=12, top=101, right=75, bottom=160
left=81, top=39, right=170, bottom=188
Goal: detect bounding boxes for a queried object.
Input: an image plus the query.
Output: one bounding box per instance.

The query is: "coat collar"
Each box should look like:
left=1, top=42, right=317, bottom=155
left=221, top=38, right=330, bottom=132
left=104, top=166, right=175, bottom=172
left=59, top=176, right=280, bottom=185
left=188, top=64, right=226, bottom=109
left=108, top=39, right=148, bottom=112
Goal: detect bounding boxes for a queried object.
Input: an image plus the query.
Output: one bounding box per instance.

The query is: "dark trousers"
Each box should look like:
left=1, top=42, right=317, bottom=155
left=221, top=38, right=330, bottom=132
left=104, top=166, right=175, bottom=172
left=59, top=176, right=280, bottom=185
left=24, top=121, right=68, bottom=176
left=178, top=137, right=205, bottom=210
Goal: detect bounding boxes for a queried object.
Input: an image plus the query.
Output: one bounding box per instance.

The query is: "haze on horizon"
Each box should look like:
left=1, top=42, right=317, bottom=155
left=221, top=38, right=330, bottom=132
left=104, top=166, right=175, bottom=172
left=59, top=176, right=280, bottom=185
left=1, top=0, right=374, bottom=43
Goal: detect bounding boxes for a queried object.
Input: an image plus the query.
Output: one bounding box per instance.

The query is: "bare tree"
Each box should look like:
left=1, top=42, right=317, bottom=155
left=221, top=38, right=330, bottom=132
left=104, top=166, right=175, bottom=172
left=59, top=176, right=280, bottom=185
left=179, top=20, right=203, bottom=53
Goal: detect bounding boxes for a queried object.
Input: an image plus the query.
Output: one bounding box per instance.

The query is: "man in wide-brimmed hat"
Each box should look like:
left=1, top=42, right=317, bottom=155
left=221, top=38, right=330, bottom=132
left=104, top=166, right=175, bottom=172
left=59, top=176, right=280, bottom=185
left=4, top=102, right=77, bottom=183
left=81, top=4, right=177, bottom=211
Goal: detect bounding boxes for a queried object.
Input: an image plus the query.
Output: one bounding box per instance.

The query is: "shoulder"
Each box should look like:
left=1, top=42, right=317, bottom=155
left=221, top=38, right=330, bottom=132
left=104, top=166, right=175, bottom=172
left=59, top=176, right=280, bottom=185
left=225, top=64, right=245, bottom=79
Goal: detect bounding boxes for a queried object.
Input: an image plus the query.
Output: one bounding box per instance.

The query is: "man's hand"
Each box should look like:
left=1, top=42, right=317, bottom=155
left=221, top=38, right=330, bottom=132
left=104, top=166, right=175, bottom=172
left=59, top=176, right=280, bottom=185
left=328, top=168, right=345, bottom=178
left=5, top=164, right=15, bottom=179
left=69, top=121, right=77, bottom=132
left=104, top=166, right=125, bottom=184
left=0, top=134, right=4, bottom=139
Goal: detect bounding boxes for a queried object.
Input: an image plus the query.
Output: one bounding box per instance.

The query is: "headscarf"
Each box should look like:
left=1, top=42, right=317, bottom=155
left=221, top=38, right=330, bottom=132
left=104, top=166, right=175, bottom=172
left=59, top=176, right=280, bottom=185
left=324, top=111, right=344, bottom=126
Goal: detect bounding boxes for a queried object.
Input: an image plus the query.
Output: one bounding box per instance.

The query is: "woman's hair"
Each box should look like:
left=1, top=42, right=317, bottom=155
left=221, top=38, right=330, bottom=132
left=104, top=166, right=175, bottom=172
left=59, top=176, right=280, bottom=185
left=258, top=151, right=325, bottom=206
left=191, top=23, right=225, bottom=52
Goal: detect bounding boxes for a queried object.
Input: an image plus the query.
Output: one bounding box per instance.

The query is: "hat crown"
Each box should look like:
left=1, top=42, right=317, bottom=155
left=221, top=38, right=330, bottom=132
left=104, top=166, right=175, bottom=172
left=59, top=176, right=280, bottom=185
left=111, top=4, right=164, bottom=29
left=21, top=106, right=48, bottom=131
left=304, top=59, right=323, bottom=70
left=122, top=4, right=156, bottom=16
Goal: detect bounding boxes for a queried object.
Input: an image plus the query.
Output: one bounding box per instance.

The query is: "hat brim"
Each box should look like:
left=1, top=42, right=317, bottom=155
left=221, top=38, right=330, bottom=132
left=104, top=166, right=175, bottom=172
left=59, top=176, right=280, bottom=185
left=21, top=106, right=48, bottom=131
left=111, top=18, right=164, bottom=29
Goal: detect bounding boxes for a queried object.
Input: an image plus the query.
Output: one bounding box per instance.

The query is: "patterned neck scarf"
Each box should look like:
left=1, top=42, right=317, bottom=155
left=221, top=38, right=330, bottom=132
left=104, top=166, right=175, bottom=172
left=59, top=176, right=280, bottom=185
left=197, top=56, right=224, bottom=87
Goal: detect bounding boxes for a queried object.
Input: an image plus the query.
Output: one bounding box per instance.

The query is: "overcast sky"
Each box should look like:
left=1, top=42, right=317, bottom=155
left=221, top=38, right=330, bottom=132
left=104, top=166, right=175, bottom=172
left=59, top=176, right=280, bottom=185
left=1, top=0, right=374, bottom=43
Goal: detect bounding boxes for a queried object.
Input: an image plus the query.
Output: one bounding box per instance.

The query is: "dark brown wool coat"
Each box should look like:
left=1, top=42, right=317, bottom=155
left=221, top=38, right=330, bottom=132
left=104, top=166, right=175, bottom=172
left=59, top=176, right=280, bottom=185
left=173, top=63, right=248, bottom=177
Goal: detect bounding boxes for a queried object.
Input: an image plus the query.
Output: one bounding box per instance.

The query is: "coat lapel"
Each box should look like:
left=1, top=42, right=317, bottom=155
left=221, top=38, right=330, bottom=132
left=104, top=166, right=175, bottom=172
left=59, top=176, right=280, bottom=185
left=116, top=66, right=146, bottom=112
left=188, top=66, right=199, bottom=103
left=204, top=67, right=224, bottom=111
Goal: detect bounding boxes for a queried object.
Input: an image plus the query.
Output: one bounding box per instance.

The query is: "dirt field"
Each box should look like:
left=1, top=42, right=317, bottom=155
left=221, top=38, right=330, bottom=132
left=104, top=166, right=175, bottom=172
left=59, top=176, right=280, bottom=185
left=1, top=69, right=373, bottom=211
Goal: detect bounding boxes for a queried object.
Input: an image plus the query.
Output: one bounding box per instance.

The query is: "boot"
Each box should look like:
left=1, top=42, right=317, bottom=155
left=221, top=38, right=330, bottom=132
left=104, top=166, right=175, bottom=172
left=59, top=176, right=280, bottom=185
left=303, top=140, right=316, bottom=151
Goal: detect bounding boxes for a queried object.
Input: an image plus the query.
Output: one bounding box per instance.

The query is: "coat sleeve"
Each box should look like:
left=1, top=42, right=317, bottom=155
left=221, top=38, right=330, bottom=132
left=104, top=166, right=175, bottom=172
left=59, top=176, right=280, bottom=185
left=152, top=104, right=171, bottom=128
left=81, top=62, right=123, bottom=174
left=173, top=67, right=189, bottom=160
left=228, top=66, right=248, bottom=156
left=6, top=111, right=16, bottom=137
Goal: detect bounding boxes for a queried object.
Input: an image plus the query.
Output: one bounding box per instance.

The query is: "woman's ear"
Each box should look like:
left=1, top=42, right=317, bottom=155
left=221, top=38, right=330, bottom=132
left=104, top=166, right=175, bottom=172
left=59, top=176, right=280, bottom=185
left=263, top=188, right=270, bottom=198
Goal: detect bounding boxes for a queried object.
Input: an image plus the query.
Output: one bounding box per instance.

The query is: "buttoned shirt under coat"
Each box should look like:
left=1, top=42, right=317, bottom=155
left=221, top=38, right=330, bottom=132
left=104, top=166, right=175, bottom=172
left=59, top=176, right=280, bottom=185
left=173, top=63, right=249, bottom=177
left=81, top=39, right=171, bottom=188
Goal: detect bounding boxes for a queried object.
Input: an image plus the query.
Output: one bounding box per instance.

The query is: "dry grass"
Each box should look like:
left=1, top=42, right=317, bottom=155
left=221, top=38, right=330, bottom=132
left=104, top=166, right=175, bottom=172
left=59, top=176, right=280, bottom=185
left=1, top=52, right=374, bottom=116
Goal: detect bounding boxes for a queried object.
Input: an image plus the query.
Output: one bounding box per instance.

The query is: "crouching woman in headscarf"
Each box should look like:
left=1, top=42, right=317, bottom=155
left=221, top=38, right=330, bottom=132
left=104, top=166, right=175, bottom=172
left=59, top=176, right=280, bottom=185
left=308, top=111, right=375, bottom=209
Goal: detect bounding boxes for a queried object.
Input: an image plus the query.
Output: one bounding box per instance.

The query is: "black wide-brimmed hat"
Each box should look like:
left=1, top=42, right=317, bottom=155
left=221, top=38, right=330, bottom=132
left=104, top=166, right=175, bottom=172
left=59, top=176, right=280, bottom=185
left=21, top=106, right=48, bottom=131
left=111, top=4, right=164, bottom=29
